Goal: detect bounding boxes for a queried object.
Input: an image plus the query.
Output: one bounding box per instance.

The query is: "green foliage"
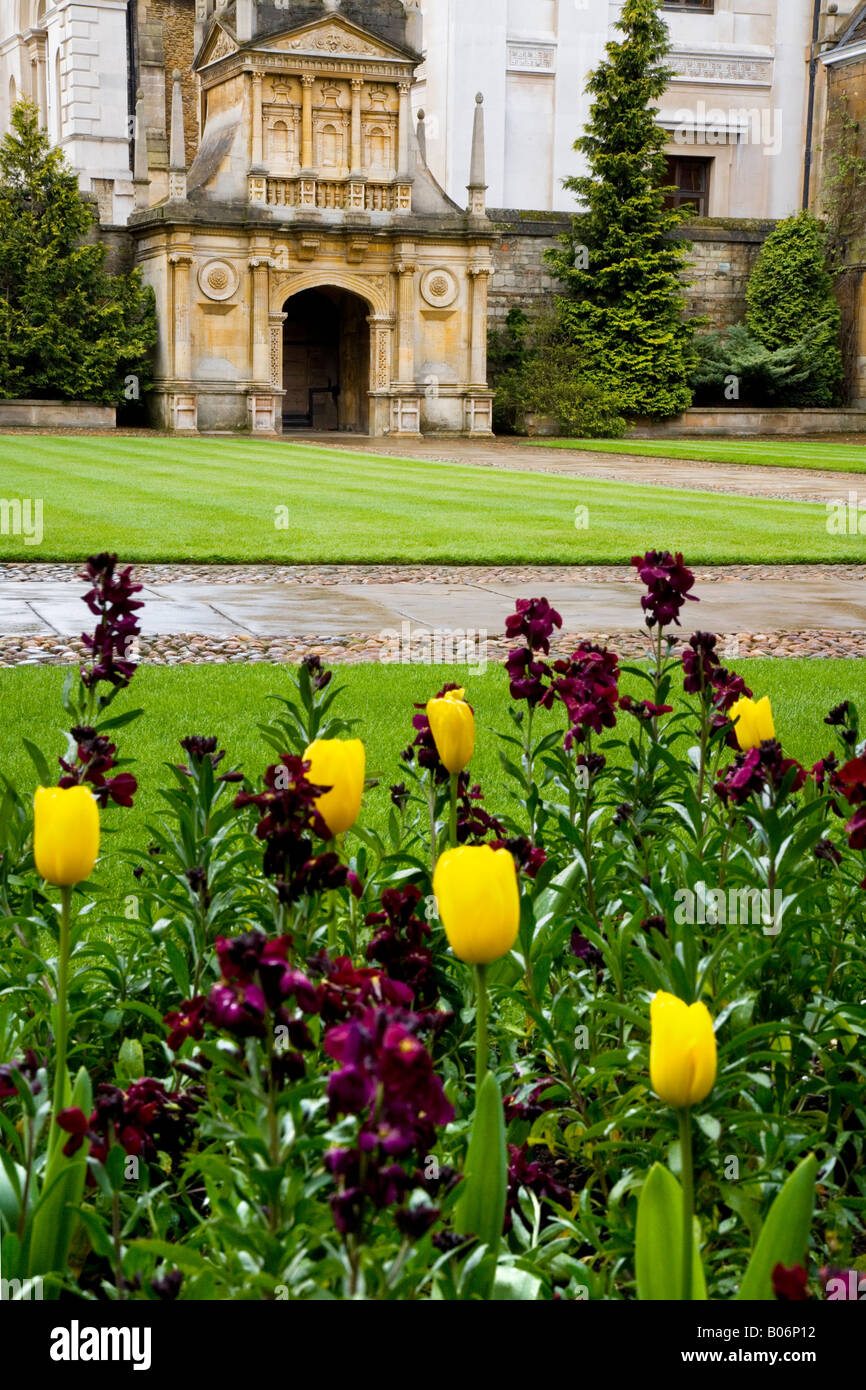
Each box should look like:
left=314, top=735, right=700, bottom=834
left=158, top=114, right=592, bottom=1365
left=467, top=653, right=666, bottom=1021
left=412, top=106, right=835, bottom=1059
left=546, top=0, right=694, bottom=419
left=736, top=1155, right=818, bottom=1301
left=689, top=321, right=842, bottom=409
left=744, top=211, right=843, bottom=406
left=817, top=96, right=866, bottom=270
left=635, top=1163, right=707, bottom=1301
left=0, top=561, right=865, bottom=1299
left=489, top=309, right=627, bottom=437
left=0, top=103, right=156, bottom=405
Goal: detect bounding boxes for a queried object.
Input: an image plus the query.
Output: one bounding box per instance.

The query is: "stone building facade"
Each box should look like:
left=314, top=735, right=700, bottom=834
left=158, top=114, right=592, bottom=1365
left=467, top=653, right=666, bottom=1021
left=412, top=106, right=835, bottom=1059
left=3, top=1, right=866, bottom=420
left=130, top=1, right=495, bottom=436
left=415, top=1, right=864, bottom=220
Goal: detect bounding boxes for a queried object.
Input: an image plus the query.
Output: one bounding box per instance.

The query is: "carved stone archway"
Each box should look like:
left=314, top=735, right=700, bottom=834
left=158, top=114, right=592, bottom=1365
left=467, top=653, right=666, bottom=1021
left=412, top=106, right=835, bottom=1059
left=269, top=271, right=393, bottom=434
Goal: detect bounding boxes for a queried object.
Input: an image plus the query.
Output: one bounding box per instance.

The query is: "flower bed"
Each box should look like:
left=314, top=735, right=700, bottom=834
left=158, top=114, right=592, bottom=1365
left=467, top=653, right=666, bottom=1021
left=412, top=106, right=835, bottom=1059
left=0, top=551, right=864, bottom=1302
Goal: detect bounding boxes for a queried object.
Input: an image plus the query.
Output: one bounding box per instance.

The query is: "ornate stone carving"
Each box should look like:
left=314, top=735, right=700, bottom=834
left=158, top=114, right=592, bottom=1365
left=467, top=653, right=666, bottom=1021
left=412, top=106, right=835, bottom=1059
left=283, top=23, right=389, bottom=59
left=420, top=267, right=458, bottom=309
left=206, top=29, right=236, bottom=64
left=507, top=44, right=556, bottom=74
left=198, top=259, right=239, bottom=301
left=668, top=52, right=774, bottom=87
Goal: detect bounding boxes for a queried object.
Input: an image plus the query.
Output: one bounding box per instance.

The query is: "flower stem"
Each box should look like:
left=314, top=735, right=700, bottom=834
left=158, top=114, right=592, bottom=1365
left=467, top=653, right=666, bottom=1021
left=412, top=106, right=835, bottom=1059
left=52, top=886, right=73, bottom=1124
left=427, top=778, right=438, bottom=874
left=448, top=772, right=458, bottom=849
left=474, top=963, right=488, bottom=1084
left=678, top=1106, right=694, bottom=1301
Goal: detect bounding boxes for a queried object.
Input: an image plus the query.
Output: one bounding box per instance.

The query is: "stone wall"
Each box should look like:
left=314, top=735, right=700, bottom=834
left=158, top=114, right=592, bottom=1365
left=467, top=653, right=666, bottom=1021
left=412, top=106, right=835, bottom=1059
left=487, top=210, right=773, bottom=331
left=144, top=0, right=199, bottom=167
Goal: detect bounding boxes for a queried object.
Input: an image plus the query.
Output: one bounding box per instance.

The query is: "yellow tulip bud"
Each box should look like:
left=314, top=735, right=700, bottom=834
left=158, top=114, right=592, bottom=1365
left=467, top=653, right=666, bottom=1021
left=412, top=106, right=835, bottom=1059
left=426, top=688, right=475, bottom=775
left=730, top=695, right=775, bottom=751
left=649, top=991, right=717, bottom=1110
left=33, top=785, right=100, bottom=887
left=433, top=845, right=520, bottom=965
left=303, top=738, right=365, bottom=836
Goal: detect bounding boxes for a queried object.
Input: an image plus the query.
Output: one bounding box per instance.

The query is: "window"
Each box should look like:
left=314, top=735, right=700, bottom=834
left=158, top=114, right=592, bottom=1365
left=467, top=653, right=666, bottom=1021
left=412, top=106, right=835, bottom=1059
left=663, top=156, right=711, bottom=217
left=662, top=2, right=714, bottom=11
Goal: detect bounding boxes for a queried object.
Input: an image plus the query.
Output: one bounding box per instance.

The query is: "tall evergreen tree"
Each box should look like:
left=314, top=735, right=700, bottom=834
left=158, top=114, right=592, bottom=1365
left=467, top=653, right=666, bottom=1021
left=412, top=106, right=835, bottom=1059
left=0, top=102, right=156, bottom=404
left=547, top=0, right=694, bottom=419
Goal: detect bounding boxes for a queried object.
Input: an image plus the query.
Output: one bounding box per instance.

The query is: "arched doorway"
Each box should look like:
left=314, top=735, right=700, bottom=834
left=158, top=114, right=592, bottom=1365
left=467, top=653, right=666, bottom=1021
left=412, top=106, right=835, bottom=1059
left=281, top=287, right=370, bottom=432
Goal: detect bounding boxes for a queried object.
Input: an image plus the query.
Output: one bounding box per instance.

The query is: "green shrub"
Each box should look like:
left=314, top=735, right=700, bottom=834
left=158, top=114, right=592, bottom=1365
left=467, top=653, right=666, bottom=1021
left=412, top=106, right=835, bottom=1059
left=689, top=322, right=840, bottom=409
left=744, top=211, right=843, bottom=406
left=490, top=311, right=626, bottom=437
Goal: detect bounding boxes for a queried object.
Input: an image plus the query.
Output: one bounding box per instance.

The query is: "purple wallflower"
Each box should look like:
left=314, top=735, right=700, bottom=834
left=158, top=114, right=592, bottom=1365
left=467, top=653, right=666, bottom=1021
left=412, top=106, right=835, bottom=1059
left=631, top=551, right=697, bottom=629
left=79, top=553, right=143, bottom=691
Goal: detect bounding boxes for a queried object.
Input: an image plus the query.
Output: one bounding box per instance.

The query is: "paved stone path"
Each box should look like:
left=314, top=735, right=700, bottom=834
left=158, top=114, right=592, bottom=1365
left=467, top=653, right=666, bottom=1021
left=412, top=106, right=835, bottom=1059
left=0, top=563, right=864, bottom=666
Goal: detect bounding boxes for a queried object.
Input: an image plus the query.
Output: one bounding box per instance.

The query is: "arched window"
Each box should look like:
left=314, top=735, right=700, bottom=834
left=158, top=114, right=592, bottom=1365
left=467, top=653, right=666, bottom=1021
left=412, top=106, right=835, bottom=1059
left=319, top=121, right=341, bottom=170
left=368, top=125, right=388, bottom=171
left=270, top=119, right=290, bottom=163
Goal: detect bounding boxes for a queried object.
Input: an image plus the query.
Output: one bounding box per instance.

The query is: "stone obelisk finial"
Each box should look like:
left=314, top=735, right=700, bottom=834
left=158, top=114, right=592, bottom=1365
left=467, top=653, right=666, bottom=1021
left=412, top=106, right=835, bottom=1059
left=467, top=92, right=487, bottom=216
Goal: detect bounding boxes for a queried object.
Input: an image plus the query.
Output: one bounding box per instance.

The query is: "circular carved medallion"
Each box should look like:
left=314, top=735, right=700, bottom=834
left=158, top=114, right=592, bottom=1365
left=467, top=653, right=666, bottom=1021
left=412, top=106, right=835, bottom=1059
left=198, top=259, right=239, bottom=302
left=420, top=267, right=458, bottom=309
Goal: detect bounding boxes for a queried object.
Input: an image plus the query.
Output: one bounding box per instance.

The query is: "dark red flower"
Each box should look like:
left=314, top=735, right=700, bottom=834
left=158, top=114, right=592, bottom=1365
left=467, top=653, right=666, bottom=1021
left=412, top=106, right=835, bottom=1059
left=79, top=553, right=143, bottom=691
left=58, top=726, right=138, bottom=808
left=631, top=551, right=697, bottom=629
left=772, top=1263, right=810, bottom=1301
left=366, top=884, right=437, bottom=1007
left=163, top=995, right=208, bottom=1052
left=505, top=597, right=563, bottom=654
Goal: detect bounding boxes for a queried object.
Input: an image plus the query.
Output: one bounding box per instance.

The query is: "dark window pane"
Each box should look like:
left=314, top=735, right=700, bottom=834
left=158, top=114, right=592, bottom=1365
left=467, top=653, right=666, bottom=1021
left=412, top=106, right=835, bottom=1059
left=663, top=156, right=711, bottom=217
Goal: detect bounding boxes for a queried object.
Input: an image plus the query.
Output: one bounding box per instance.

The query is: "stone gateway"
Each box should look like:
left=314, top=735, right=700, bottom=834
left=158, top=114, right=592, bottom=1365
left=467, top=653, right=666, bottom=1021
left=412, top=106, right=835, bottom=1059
left=130, top=0, right=494, bottom=436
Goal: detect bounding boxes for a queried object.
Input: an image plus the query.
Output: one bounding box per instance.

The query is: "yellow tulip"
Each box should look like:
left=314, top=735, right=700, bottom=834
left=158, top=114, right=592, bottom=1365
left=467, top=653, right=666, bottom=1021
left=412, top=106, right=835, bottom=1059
left=730, top=695, right=775, bottom=751
left=433, top=845, right=520, bottom=965
left=426, top=688, right=475, bottom=774
left=33, top=785, right=100, bottom=887
left=303, top=738, right=365, bottom=836
left=650, top=991, right=717, bottom=1110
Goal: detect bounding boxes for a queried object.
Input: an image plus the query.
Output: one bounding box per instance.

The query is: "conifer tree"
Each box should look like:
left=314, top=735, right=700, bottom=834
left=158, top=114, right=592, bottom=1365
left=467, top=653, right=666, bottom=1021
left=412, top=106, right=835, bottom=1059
left=547, top=0, right=694, bottom=419
left=0, top=102, right=156, bottom=404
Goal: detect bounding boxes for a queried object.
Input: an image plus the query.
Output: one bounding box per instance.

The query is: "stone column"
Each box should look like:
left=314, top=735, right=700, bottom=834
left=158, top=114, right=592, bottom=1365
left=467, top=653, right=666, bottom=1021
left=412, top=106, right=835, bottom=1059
left=397, top=81, right=411, bottom=177
left=350, top=78, right=363, bottom=176
left=251, top=71, right=264, bottom=167
left=395, top=257, right=416, bottom=384
left=35, top=49, right=48, bottom=127
left=170, top=253, right=194, bottom=380
left=468, top=264, right=492, bottom=386
left=301, top=75, right=315, bottom=170
left=250, top=257, right=272, bottom=384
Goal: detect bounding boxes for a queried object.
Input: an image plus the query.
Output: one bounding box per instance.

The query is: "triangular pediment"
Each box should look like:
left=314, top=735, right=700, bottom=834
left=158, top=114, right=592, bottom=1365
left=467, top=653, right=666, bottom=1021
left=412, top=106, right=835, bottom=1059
left=199, top=21, right=239, bottom=67
left=257, top=16, right=414, bottom=64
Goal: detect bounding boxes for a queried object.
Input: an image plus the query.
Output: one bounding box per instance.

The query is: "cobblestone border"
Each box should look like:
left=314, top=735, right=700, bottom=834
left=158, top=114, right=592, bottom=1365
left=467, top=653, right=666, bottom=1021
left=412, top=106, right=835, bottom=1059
left=2, top=563, right=865, bottom=586
left=2, top=629, right=865, bottom=668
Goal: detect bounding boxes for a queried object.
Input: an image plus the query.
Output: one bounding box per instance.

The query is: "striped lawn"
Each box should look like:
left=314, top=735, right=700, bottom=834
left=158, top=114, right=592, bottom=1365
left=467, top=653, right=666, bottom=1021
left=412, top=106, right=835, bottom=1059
left=0, top=433, right=864, bottom=563
left=535, top=437, right=866, bottom=473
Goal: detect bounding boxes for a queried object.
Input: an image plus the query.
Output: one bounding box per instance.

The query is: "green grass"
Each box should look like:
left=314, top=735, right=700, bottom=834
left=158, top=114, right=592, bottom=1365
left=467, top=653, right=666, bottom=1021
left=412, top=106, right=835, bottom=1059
left=2, top=659, right=862, bottom=899
left=535, top=436, right=866, bottom=473
left=0, top=434, right=865, bottom=563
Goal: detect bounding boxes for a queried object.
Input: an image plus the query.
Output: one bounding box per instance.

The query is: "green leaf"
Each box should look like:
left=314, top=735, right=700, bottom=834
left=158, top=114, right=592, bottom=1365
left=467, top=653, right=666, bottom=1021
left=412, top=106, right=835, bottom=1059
left=736, top=1155, right=818, bottom=1301
left=635, top=1162, right=707, bottom=1301
left=454, top=1070, right=508, bottom=1263
left=117, top=1037, right=145, bottom=1083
